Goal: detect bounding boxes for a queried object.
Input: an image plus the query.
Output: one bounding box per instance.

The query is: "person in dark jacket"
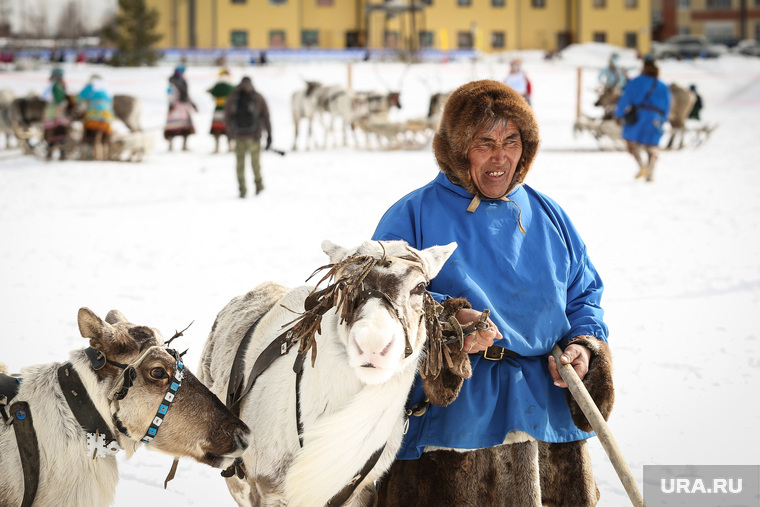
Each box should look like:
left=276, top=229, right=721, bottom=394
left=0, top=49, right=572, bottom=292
left=224, top=76, right=272, bottom=198
left=614, top=55, right=672, bottom=182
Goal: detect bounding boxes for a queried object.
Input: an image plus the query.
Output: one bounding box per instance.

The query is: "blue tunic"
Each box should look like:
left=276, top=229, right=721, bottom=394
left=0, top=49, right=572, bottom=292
left=615, top=74, right=672, bottom=147
left=373, top=172, right=608, bottom=460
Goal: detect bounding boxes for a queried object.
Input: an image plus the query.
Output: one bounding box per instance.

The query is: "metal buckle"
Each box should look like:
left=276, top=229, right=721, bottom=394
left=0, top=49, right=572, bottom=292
left=482, top=347, right=505, bottom=361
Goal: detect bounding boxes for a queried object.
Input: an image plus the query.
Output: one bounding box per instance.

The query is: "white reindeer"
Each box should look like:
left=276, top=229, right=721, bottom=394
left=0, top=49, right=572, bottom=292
left=0, top=307, right=250, bottom=507
left=198, top=239, right=458, bottom=506
left=317, top=85, right=369, bottom=149
left=291, top=80, right=322, bottom=151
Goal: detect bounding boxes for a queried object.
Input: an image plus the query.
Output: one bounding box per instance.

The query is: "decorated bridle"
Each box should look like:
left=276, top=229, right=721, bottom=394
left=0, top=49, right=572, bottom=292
left=88, top=344, right=186, bottom=444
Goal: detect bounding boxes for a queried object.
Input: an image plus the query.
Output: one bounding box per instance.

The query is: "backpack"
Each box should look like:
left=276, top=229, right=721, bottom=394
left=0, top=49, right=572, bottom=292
left=233, top=91, right=258, bottom=131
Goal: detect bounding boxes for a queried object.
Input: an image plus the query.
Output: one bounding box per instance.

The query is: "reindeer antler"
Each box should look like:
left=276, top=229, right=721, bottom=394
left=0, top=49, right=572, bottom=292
left=166, top=321, right=193, bottom=346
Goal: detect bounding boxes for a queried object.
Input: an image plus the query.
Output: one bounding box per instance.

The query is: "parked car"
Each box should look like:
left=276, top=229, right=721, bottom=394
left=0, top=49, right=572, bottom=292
left=652, top=35, right=723, bottom=60
left=735, top=39, right=760, bottom=57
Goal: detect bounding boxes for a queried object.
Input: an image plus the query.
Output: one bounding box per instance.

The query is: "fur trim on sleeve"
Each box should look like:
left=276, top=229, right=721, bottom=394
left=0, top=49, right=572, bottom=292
left=563, top=336, right=615, bottom=432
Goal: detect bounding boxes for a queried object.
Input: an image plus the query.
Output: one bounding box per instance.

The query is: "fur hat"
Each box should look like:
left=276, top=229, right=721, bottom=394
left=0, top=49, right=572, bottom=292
left=432, top=79, right=540, bottom=197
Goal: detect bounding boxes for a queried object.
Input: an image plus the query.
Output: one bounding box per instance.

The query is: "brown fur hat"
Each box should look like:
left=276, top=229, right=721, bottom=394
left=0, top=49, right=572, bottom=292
left=432, top=79, right=540, bottom=197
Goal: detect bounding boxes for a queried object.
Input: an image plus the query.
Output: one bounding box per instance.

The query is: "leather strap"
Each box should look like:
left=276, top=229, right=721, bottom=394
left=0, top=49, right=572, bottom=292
left=57, top=363, right=117, bottom=444
left=10, top=401, right=40, bottom=507
left=226, top=318, right=261, bottom=413
left=327, top=444, right=386, bottom=506
left=482, top=345, right=520, bottom=361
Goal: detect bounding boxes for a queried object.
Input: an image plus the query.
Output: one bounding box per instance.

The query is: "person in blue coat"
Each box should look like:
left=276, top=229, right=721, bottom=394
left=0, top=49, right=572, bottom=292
left=373, top=80, right=615, bottom=506
left=615, top=55, right=672, bottom=182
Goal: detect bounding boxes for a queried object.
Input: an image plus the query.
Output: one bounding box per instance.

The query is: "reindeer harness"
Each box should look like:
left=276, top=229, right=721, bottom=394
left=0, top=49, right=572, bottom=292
left=0, top=345, right=185, bottom=507
left=222, top=248, right=445, bottom=506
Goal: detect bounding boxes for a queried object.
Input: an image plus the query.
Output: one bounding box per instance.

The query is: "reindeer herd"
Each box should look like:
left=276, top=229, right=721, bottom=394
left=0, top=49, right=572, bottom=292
left=291, top=76, right=447, bottom=152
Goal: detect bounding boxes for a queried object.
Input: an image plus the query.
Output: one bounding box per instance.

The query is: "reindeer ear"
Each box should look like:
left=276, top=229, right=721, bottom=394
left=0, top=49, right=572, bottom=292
left=78, top=307, right=115, bottom=348
left=321, top=240, right=348, bottom=263
left=105, top=309, right=128, bottom=325
left=420, top=242, right=457, bottom=279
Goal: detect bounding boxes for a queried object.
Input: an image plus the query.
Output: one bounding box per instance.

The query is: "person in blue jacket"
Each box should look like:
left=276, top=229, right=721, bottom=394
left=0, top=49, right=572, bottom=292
left=373, top=79, right=615, bottom=506
left=615, top=55, right=672, bottom=182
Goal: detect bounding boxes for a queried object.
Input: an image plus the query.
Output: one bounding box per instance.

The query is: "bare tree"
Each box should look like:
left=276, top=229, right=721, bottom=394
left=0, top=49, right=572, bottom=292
left=55, top=0, right=86, bottom=40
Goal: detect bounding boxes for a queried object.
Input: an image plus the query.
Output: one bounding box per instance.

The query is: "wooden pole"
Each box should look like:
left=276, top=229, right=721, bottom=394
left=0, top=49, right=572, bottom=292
left=551, top=345, right=645, bottom=507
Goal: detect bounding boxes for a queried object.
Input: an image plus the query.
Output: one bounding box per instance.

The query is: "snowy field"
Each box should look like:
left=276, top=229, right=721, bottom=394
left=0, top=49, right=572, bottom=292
left=1, top=44, right=759, bottom=505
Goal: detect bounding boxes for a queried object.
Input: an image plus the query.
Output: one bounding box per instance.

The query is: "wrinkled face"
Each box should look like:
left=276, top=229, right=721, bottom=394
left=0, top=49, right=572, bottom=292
left=468, top=120, right=523, bottom=199
left=342, top=259, right=429, bottom=386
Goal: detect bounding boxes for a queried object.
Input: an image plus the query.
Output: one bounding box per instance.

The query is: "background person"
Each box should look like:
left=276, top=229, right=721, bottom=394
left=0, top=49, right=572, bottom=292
left=503, top=58, right=532, bottom=105
left=164, top=65, right=196, bottom=151
left=615, top=55, right=672, bottom=182
left=224, top=76, right=272, bottom=198
left=373, top=79, right=614, bottom=506
left=207, top=68, right=235, bottom=153
left=76, top=74, right=114, bottom=161
left=41, top=67, right=72, bottom=161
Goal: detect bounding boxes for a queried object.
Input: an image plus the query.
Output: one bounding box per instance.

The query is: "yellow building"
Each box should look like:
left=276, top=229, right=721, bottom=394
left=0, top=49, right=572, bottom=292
left=145, top=0, right=651, bottom=54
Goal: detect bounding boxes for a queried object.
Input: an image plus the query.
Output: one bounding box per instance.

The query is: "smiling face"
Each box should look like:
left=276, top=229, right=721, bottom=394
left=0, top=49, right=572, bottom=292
left=467, top=120, right=523, bottom=199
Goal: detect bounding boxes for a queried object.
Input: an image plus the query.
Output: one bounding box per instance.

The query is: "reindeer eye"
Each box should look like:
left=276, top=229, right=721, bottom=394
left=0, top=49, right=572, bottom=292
left=410, top=282, right=427, bottom=296
left=149, top=367, right=168, bottom=380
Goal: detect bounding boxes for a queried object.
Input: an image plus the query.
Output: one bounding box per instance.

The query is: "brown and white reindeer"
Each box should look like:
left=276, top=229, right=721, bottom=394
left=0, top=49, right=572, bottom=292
left=0, top=307, right=249, bottom=507
left=198, top=239, right=470, bottom=507
left=291, top=80, right=323, bottom=151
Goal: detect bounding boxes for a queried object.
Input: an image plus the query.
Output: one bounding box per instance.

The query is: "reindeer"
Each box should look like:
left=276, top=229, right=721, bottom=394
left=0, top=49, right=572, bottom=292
left=198, top=239, right=471, bottom=506
left=0, top=88, right=16, bottom=149
left=0, top=307, right=249, bottom=507
left=664, top=83, right=696, bottom=150
left=291, top=80, right=322, bottom=151
left=317, top=85, right=369, bottom=149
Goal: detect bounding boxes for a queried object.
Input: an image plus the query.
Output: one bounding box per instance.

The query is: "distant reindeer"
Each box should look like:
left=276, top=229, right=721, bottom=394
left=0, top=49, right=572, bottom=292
left=0, top=307, right=249, bottom=507
left=291, top=80, right=323, bottom=151
left=317, top=85, right=369, bottom=149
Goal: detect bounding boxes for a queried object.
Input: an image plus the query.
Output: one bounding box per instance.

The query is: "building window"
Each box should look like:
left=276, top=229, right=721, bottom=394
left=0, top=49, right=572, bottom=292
left=624, top=32, right=637, bottom=48
left=491, top=31, right=505, bottom=48
left=230, top=30, right=248, bottom=47
left=317, top=0, right=333, bottom=5
left=457, top=31, right=474, bottom=49
left=492, top=0, right=505, bottom=6
left=420, top=0, right=433, bottom=5
left=706, top=0, right=731, bottom=7
left=269, top=0, right=286, bottom=4
left=301, top=30, right=319, bottom=47
left=419, top=31, right=434, bottom=48
left=677, top=0, right=690, bottom=7
left=458, top=0, right=472, bottom=6
left=625, top=0, right=637, bottom=7
left=531, top=0, right=545, bottom=8
left=269, top=30, right=286, bottom=48
left=231, top=0, right=246, bottom=3
left=592, top=31, right=606, bottom=43
left=593, top=0, right=606, bottom=7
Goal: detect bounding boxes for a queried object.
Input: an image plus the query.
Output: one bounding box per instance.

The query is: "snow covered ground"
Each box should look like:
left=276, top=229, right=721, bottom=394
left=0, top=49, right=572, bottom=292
left=1, top=44, right=759, bottom=505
